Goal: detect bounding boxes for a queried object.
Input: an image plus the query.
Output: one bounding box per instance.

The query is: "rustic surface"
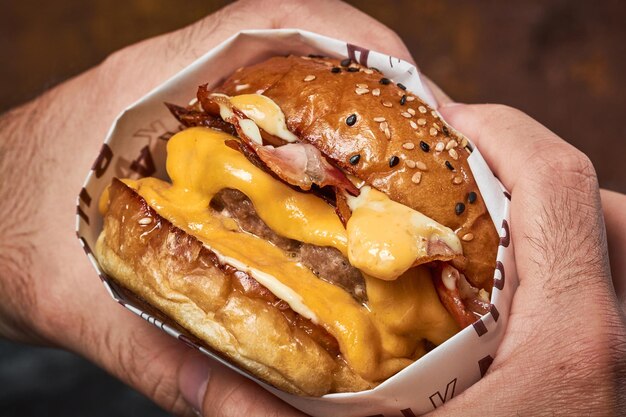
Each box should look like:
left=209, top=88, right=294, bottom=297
left=1, top=1, right=624, bottom=416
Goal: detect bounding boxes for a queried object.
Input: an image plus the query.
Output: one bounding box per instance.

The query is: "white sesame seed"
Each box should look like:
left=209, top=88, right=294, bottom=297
left=416, top=161, right=428, bottom=171
left=373, top=117, right=386, bottom=122
left=138, top=217, right=152, bottom=225
left=429, top=127, right=438, bottom=136
left=188, top=97, right=198, bottom=106
left=433, top=123, right=441, bottom=131
left=406, top=96, right=416, bottom=102
left=235, top=83, right=250, bottom=91
left=449, top=148, right=459, bottom=160
left=302, top=56, right=312, bottom=60
left=462, top=233, right=474, bottom=242
left=411, top=172, right=422, bottom=184
left=452, top=176, right=463, bottom=185
left=405, top=159, right=416, bottom=168
left=401, top=112, right=412, bottom=118
left=379, top=121, right=388, bottom=132
left=435, top=141, right=445, bottom=152
left=409, top=120, right=418, bottom=130
left=355, top=88, right=370, bottom=95
left=303, top=75, right=316, bottom=82
left=418, top=105, right=427, bottom=113
left=461, top=137, right=468, bottom=147
left=402, top=142, right=415, bottom=150
left=446, top=140, right=458, bottom=150
left=372, top=88, right=381, bottom=97
left=417, top=118, right=427, bottom=126
left=407, top=108, right=416, bottom=116
left=384, top=127, right=391, bottom=139
left=382, top=101, right=393, bottom=107
left=431, top=110, right=438, bottom=117
left=356, top=83, right=368, bottom=89
left=364, top=69, right=374, bottom=75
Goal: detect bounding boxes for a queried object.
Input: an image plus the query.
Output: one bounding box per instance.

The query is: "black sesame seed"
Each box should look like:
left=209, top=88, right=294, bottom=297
left=340, top=58, right=351, bottom=67
left=308, top=54, right=325, bottom=58
left=442, top=125, right=450, bottom=135
left=419, top=141, right=430, bottom=152
left=331, top=67, right=341, bottom=73
left=400, top=95, right=407, bottom=105
left=445, top=160, right=455, bottom=171
left=468, top=191, right=477, bottom=204
left=455, top=202, right=466, bottom=216
left=347, top=67, right=359, bottom=72
left=379, top=77, right=391, bottom=85
left=389, top=156, right=400, bottom=167
left=397, top=82, right=407, bottom=90
left=346, top=114, right=357, bottom=126
left=370, top=67, right=381, bottom=73
left=349, top=154, right=361, bottom=165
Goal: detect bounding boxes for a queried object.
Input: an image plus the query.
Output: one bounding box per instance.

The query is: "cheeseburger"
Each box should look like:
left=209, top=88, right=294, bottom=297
left=95, top=55, right=498, bottom=396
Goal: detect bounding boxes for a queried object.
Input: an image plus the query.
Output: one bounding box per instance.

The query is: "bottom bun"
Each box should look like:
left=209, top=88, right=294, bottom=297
left=95, top=179, right=373, bottom=396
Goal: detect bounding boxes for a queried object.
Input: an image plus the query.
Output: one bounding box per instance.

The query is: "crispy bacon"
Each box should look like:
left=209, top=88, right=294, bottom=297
left=433, top=264, right=489, bottom=329
left=205, top=92, right=359, bottom=196
left=165, top=103, right=237, bottom=135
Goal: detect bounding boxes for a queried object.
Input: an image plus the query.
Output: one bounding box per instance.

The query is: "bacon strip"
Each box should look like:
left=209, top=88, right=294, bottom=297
left=205, top=92, right=359, bottom=196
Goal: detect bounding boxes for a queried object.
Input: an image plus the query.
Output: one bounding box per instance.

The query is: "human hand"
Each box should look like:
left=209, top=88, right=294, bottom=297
left=0, top=1, right=414, bottom=416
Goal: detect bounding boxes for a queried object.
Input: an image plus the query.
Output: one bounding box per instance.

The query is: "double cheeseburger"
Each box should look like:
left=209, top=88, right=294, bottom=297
left=95, top=55, right=498, bottom=396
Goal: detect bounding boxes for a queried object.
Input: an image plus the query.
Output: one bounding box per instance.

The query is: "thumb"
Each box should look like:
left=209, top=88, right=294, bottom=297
left=178, top=352, right=307, bottom=417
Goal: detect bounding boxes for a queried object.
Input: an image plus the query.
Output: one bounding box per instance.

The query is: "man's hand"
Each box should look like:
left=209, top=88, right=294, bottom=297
left=1, top=0, right=625, bottom=416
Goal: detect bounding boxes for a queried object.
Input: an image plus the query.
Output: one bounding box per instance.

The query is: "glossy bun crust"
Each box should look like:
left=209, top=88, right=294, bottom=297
left=212, top=56, right=498, bottom=289
left=96, top=179, right=372, bottom=396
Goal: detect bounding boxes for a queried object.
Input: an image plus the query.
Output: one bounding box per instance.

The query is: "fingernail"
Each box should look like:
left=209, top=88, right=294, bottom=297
left=179, top=355, right=212, bottom=415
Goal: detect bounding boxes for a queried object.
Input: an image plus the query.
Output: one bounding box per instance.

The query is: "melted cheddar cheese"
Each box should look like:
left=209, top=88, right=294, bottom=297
left=121, top=127, right=459, bottom=381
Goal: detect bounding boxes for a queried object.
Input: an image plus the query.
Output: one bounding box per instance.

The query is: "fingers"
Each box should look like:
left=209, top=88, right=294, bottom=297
left=601, top=189, right=626, bottom=310
left=179, top=353, right=307, bottom=417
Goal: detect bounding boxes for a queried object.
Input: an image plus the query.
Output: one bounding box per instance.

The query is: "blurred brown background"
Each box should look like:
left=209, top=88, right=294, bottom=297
left=1, top=0, right=624, bottom=192
left=0, top=1, right=624, bottom=416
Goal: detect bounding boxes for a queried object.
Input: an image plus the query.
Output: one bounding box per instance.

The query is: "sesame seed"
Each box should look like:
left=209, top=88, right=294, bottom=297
left=442, top=125, right=450, bottom=135
left=379, top=77, right=391, bottom=85
left=340, top=58, right=351, bottom=67
left=349, top=154, right=361, bottom=165
left=416, top=161, right=428, bottom=170
left=468, top=191, right=477, bottom=204
left=405, top=160, right=416, bottom=168
left=400, top=95, right=407, bottom=105
left=355, top=87, right=370, bottom=95
left=433, top=123, right=441, bottom=131
left=364, top=69, right=374, bottom=74
left=455, top=202, right=466, bottom=215
left=406, top=96, right=416, bottom=102
left=462, top=233, right=474, bottom=242
left=435, top=141, right=445, bottom=152
left=302, top=56, right=312, bottom=60
left=417, top=118, right=427, bottom=126
left=452, top=176, right=463, bottom=184
left=384, top=127, right=391, bottom=139
left=418, top=105, right=427, bottom=114
left=407, top=108, right=416, bottom=116
left=346, top=114, right=357, bottom=126
left=431, top=110, right=438, bottom=117
left=389, top=155, right=400, bottom=167
left=397, top=82, right=407, bottom=90
left=445, top=161, right=455, bottom=171
left=347, top=67, right=359, bottom=72
left=356, top=83, right=368, bottom=89
left=429, top=127, right=438, bottom=136
left=409, top=120, right=418, bottom=130
left=373, top=117, right=386, bottom=122
left=370, top=67, right=381, bottom=73
left=446, top=140, right=458, bottom=150
left=449, top=148, right=459, bottom=160
left=401, top=112, right=412, bottom=118
left=382, top=101, right=393, bottom=107
left=331, top=67, right=341, bottom=73
left=402, top=142, right=415, bottom=150
left=308, top=54, right=325, bottom=58
left=235, top=83, right=250, bottom=92
left=304, top=74, right=316, bottom=82
left=411, top=172, right=422, bottom=184
left=420, top=141, right=430, bottom=152
left=138, top=217, right=152, bottom=225
left=461, top=137, right=468, bottom=147
left=379, top=121, right=388, bottom=132
left=372, top=88, right=381, bottom=96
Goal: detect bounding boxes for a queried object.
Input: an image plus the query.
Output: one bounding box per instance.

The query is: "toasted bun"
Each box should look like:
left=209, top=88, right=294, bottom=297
left=212, top=56, right=498, bottom=289
left=96, top=179, right=373, bottom=395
